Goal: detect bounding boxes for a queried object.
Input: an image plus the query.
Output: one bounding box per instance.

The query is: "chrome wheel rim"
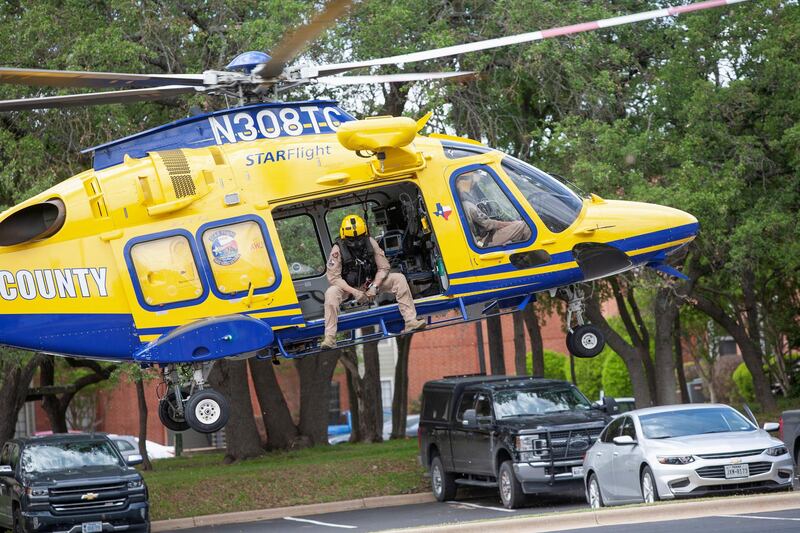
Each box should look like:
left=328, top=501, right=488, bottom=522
left=500, top=470, right=512, bottom=503
left=642, top=473, right=655, bottom=503
left=195, top=398, right=221, bottom=425
left=432, top=464, right=442, bottom=497
left=589, top=478, right=601, bottom=509
left=581, top=333, right=598, bottom=350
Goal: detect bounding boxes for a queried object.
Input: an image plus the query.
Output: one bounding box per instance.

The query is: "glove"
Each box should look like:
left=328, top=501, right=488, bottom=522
left=365, top=287, right=377, bottom=301
left=353, top=290, right=368, bottom=304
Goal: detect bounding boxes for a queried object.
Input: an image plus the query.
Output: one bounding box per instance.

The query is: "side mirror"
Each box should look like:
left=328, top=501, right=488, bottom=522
left=613, top=435, right=636, bottom=446
left=462, top=409, right=477, bottom=427
left=763, top=422, right=780, bottom=432
left=126, top=454, right=143, bottom=466
left=602, top=396, right=619, bottom=414
left=0, top=465, right=13, bottom=476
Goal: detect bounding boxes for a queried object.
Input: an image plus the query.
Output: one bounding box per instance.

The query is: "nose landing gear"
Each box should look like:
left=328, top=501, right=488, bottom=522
left=157, top=363, right=230, bottom=433
left=559, top=285, right=606, bottom=359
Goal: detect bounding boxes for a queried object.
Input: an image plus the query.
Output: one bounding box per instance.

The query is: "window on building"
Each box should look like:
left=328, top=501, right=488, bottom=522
left=718, top=338, right=737, bottom=357
left=201, top=220, right=276, bottom=296
left=381, top=379, right=393, bottom=410
left=275, top=215, right=326, bottom=280
left=130, top=235, right=203, bottom=306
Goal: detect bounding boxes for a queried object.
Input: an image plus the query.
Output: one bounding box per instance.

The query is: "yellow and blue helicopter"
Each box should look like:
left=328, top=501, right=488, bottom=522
left=0, top=0, right=742, bottom=433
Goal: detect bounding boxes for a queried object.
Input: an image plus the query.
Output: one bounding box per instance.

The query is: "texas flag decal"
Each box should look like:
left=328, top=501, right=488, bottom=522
left=434, top=203, right=453, bottom=220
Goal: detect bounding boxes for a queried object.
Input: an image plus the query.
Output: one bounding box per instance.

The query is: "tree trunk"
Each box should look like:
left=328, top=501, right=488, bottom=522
left=691, top=293, right=777, bottom=411
left=486, top=314, right=506, bottom=375
left=391, top=335, right=412, bottom=439
left=0, top=353, right=43, bottom=444
left=653, top=287, right=679, bottom=405
left=209, top=360, right=264, bottom=463
left=248, top=358, right=300, bottom=450
left=610, top=279, right=657, bottom=400
left=512, top=312, right=527, bottom=375
left=342, top=349, right=362, bottom=443
left=296, top=350, right=340, bottom=446
left=361, top=335, right=384, bottom=443
left=523, top=304, right=544, bottom=377
left=586, top=296, right=654, bottom=406
left=135, top=375, right=153, bottom=471
left=674, top=314, right=689, bottom=404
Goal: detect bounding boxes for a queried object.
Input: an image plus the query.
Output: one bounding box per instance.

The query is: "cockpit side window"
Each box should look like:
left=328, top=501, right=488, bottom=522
left=501, top=157, right=583, bottom=233
left=452, top=167, right=533, bottom=250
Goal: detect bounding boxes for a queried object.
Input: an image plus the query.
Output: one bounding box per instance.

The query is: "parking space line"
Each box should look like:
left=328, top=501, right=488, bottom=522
left=717, top=514, right=800, bottom=522
left=446, top=501, right=516, bottom=513
left=283, top=516, right=358, bottom=528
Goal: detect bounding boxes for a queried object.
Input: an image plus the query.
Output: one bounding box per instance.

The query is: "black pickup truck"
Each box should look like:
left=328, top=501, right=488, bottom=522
left=0, top=433, right=149, bottom=533
left=418, top=375, right=614, bottom=508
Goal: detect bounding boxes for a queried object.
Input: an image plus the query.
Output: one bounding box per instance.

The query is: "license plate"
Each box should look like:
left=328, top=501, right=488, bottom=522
left=572, top=466, right=585, bottom=477
left=724, top=464, right=750, bottom=479
left=81, top=522, right=102, bottom=533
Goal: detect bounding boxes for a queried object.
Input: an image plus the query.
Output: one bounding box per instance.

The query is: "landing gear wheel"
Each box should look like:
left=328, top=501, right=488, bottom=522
left=158, top=391, right=190, bottom=432
left=499, top=460, right=525, bottom=509
left=640, top=465, right=660, bottom=504
left=430, top=455, right=457, bottom=502
left=568, top=325, right=605, bottom=358
left=587, top=473, right=604, bottom=508
left=185, top=389, right=230, bottom=433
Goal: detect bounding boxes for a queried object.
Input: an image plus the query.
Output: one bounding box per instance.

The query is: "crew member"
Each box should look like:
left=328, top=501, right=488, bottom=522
left=321, top=214, right=426, bottom=349
left=456, top=172, right=531, bottom=247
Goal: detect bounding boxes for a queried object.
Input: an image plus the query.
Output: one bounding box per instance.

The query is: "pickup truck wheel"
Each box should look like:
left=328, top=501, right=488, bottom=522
left=499, top=460, right=525, bottom=509
left=430, top=456, right=456, bottom=502
left=13, top=506, right=26, bottom=533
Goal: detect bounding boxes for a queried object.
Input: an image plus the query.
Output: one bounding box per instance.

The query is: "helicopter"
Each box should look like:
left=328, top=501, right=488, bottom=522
left=0, top=0, right=743, bottom=434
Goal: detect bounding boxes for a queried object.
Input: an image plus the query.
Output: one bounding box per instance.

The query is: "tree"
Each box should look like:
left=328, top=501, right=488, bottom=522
left=0, top=349, right=43, bottom=444
left=208, top=360, right=264, bottom=463
left=133, top=371, right=152, bottom=471
left=390, top=335, right=414, bottom=440
left=248, top=357, right=300, bottom=450
left=486, top=314, right=506, bottom=375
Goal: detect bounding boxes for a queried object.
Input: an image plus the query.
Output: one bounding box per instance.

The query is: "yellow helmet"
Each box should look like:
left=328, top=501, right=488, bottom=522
left=339, top=214, right=368, bottom=239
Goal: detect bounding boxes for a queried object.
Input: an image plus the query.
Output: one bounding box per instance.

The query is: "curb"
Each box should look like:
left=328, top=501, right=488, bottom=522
left=151, top=492, right=436, bottom=531
left=382, top=492, right=800, bottom=532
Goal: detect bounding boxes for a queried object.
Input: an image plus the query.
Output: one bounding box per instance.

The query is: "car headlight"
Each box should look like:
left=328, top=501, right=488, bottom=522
left=766, top=446, right=788, bottom=457
left=657, top=456, right=695, bottom=465
left=515, top=435, right=538, bottom=451
left=128, top=479, right=144, bottom=489
left=26, top=487, right=48, bottom=497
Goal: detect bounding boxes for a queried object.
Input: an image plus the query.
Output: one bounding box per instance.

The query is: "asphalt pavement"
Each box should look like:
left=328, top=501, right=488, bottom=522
left=159, top=489, right=586, bottom=532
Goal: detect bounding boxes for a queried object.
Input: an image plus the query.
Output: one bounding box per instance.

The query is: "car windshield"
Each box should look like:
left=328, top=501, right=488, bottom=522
left=494, top=387, right=592, bottom=418
left=21, top=441, right=123, bottom=474
left=639, top=407, right=756, bottom=439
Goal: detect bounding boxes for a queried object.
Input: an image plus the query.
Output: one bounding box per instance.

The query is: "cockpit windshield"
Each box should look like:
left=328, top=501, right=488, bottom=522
left=501, top=157, right=584, bottom=233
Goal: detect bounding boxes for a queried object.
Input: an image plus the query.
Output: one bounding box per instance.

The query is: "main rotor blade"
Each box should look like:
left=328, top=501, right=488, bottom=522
left=257, top=0, right=354, bottom=79
left=0, top=85, right=199, bottom=111
left=0, top=68, right=206, bottom=89
left=304, top=0, right=749, bottom=78
left=313, top=71, right=477, bottom=86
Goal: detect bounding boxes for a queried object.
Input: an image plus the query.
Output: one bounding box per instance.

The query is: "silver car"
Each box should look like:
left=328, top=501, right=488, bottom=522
left=583, top=404, right=794, bottom=507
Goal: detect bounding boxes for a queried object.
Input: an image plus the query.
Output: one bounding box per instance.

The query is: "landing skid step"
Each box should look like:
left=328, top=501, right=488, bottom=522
left=276, top=294, right=533, bottom=358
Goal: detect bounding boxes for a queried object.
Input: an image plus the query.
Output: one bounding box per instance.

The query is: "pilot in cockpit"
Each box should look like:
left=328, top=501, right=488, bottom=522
left=456, top=172, right=531, bottom=247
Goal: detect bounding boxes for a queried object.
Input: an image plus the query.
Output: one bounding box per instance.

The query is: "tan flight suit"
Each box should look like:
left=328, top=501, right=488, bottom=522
left=324, top=237, right=418, bottom=337
left=462, top=198, right=531, bottom=247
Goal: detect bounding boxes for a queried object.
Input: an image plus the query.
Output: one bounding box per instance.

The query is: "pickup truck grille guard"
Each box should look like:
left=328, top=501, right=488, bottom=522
left=541, top=427, right=600, bottom=485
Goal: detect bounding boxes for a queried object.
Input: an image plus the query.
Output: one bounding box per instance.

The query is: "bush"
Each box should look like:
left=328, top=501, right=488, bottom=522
left=526, top=350, right=567, bottom=381
left=732, top=362, right=755, bottom=403
left=564, top=351, right=606, bottom=401
left=602, top=352, right=634, bottom=398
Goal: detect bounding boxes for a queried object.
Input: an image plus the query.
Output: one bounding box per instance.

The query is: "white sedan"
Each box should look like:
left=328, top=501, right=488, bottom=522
left=583, top=404, right=794, bottom=507
left=110, top=434, right=175, bottom=460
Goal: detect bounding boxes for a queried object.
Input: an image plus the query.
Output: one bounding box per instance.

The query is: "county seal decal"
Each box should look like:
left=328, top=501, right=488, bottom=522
left=210, top=230, right=240, bottom=266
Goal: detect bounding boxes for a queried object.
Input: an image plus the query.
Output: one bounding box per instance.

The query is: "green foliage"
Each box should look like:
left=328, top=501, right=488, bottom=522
left=526, top=349, right=567, bottom=381
left=564, top=352, right=606, bottom=402
left=601, top=352, right=633, bottom=398
left=732, top=363, right=755, bottom=403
